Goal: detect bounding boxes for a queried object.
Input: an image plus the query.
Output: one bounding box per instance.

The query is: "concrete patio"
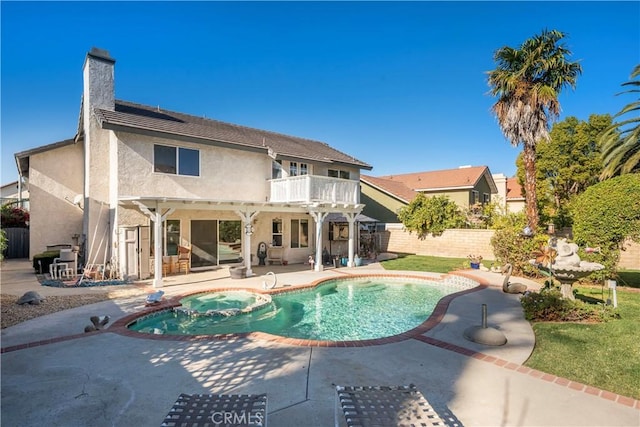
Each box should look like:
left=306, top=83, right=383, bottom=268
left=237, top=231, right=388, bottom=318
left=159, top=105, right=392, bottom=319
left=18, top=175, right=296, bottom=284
left=1, top=259, right=638, bottom=426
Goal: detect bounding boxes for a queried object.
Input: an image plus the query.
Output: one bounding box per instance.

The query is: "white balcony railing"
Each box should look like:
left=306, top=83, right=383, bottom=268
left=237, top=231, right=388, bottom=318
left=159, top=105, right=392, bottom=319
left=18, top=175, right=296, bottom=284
left=269, top=175, right=359, bottom=205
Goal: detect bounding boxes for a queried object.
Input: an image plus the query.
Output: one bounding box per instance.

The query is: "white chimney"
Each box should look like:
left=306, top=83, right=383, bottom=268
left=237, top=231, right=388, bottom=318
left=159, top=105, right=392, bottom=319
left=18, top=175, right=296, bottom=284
left=83, top=47, right=115, bottom=113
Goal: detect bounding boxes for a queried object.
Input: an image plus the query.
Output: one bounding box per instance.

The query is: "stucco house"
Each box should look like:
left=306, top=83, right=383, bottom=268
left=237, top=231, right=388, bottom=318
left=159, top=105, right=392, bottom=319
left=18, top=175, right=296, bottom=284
left=360, top=166, right=498, bottom=223
left=14, top=48, right=372, bottom=287
left=492, top=174, right=525, bottom=214
left=1, top=180, right=29, bottom=209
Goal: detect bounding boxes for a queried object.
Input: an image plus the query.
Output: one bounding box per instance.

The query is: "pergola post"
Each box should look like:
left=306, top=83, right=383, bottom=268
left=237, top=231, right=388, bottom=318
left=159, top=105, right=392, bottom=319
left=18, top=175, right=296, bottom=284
left=236, top=210, right=259, bottom=277
left=345, top=212, right=357, bottom=267
left=310, top=211, right=328, bottom=271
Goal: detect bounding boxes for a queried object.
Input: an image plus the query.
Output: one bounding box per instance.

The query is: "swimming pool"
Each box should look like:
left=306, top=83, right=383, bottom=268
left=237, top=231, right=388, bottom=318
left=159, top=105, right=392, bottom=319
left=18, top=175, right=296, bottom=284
left=128, top=275, right=478, bottom=342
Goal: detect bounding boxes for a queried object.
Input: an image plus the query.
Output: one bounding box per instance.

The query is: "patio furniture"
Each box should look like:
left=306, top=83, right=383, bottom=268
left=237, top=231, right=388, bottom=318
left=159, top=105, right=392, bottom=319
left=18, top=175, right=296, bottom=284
left=266, top=246, right=285, bottom=265
left=49, top=248, right=78, bottom=279
left=161, top=393, right=267, bottom=427
left=162, top=256, right=171, bottom=276
left=82, top=263, right=104, bottom=281
left=177, top=245, right=191, bottom=274
left=145, top=290, right=165, bottom=306
left=335, top=384, right=448, bottom=427
left=49, top=262, right=73, bottom=280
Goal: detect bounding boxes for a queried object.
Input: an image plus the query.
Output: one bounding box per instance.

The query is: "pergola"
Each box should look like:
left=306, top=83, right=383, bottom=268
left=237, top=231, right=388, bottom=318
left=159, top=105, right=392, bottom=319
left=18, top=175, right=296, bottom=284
left=119, top=196, right=364, bottom=288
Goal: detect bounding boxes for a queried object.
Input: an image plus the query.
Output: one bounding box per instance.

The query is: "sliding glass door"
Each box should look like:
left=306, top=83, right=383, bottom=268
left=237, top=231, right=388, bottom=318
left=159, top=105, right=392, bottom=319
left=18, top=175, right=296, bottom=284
left=218, top=220, right=242, bottom=264
left=191, top=220, right=218, bottom=268
left=190, top=220, right=242, bottom=268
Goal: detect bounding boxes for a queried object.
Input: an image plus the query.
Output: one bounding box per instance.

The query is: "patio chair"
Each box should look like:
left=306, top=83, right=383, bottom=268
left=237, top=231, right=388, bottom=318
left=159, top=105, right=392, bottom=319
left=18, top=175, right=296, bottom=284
left=162, top=256, right=171, bottom=276
left=161, top=393, right=267, bottom=427
left=177, top=245, right=191, bottom=274
left=335, top=384, right=449, bottom=427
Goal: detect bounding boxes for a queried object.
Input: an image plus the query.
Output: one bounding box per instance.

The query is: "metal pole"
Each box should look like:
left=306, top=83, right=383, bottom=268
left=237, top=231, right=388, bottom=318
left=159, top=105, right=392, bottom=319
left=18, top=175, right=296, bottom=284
left=482, top=304, right=487, bottom=328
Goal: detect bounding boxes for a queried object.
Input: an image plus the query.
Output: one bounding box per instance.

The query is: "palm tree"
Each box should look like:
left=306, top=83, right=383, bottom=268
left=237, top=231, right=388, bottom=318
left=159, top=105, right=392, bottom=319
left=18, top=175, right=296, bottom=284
left=487, top=29, right=582, bottom=232
left=600, top=64, right=640, bottom=179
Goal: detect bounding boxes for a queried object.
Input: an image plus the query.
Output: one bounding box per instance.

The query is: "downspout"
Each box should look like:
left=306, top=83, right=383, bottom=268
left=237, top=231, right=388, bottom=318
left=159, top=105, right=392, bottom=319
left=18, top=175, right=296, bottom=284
left=17, top=175, right=23, bottom=207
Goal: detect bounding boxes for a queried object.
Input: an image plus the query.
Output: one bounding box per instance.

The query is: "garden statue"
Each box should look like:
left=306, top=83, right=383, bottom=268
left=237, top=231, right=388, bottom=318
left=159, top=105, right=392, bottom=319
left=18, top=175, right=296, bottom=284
left=257, top=242, right=268, bottom=266
left=530, top=238, right=604, bottom=300
left=501, top=264, right=527, bottom=294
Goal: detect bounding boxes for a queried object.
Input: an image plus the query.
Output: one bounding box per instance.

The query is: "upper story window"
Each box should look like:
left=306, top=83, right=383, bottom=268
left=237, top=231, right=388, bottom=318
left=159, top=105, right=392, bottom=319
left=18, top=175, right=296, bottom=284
left=154, top=144, right=200, bottom=176
left=471, top=190, right=479, bottom=205
left=483, top=193, right=490, bottom=203
left=289, top=162, right=309, bottom=177
left=272, top=160, right=283, bottom=179
left=328, top=169, right=350, bottom=179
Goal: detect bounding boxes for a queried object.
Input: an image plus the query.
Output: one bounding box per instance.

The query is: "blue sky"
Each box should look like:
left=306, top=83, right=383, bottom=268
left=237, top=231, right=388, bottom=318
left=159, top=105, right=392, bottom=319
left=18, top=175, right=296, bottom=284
left=1, top=1, right=638, bottom=185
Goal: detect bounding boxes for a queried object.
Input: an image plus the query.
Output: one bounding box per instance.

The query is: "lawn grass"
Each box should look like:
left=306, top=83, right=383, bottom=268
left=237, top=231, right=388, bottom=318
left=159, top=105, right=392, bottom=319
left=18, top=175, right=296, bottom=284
left=379, top=253, right=492, bottom=273
left=525, top=286, right=640, bottom=399
left=380, top=254, right=640, bottom=399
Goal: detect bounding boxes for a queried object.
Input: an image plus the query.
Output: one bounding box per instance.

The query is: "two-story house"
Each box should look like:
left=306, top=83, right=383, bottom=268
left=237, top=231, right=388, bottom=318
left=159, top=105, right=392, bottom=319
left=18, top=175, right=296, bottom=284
left=492, top=173, right=525, bottom=214
left=14, top=48, right=372, bottom=287
left=1, top=181, right=29, bottom=209
left=360, top=166, right=498, bottom=223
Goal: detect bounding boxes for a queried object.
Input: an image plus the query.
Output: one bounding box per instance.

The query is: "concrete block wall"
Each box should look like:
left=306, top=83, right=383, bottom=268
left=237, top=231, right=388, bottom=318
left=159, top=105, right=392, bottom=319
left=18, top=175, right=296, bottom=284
left=619, top=238, right=640, bottom=270
left=382, top=224, right=496, bottom=261
left=380, top=224, right=639, bottom=270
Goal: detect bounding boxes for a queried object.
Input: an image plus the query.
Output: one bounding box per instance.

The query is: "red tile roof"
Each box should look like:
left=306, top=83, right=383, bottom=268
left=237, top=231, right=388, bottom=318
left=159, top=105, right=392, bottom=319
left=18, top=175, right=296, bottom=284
left=361, top=174, right=417, bottom=203
left=362, top=166, right=497, bottom=203
left=378, top=166, right=490, bottom=191
left=506, top=177, right=524, bottom=200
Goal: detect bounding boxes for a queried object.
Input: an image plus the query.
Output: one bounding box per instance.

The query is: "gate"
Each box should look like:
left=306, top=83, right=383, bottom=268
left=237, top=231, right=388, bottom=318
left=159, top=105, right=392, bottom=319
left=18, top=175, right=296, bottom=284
left=3, top=228, right=30, bottom=259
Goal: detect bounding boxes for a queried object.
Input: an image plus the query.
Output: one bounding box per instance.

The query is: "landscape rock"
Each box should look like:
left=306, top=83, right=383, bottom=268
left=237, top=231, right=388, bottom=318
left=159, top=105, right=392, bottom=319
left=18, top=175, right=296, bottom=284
left=16, top=291, right=45, bottom=305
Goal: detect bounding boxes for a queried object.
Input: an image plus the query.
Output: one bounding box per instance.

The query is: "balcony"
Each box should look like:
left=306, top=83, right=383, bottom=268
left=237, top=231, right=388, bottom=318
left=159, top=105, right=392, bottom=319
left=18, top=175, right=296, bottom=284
left=269, top=175, right=359, bottom=205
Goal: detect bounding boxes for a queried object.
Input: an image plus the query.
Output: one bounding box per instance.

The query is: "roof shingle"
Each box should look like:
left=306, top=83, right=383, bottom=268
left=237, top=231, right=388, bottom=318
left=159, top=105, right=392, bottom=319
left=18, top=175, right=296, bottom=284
left=94, top=100, right=372, bottom=169
left=362, top=166, right=499, bottom=203
left=378, top=166, right=490, bottom=191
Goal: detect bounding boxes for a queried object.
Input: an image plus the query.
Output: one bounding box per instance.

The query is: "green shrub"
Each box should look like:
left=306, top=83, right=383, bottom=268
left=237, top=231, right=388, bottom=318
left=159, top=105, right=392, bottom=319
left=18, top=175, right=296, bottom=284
left=0, top=205, right=29, bottom=228
left=490, top=212, right=548, bottom=275
left=521, top=288, right=620, bottom=322
left=32, top=250, right=61, bottom=274
left=0, top=229, right=7, bottom=261
left=570, top=174, right=640, bottom=276
left=397, top=194, right=466, bottom=237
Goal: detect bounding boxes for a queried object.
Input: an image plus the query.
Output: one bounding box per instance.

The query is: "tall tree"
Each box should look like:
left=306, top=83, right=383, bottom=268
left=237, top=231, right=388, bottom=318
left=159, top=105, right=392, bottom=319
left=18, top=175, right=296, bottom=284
left=600, top=64, right=640, bottom=179
left=487, top=29, right=582, bottom=231
left=516, top=114, right=611, bottom=227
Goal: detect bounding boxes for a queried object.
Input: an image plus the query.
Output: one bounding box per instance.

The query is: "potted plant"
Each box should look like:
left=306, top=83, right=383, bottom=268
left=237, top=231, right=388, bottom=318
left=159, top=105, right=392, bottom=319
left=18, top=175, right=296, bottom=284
left=467, top=254, right=483, bottom=269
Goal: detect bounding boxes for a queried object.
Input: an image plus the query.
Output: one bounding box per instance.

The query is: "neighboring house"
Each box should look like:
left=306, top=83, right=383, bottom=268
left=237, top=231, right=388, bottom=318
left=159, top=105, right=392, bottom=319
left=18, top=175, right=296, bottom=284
left=492, top=173, right=525, bottom=214
left=360, top=166, right=498, bottom=222
left=1, top=180, right=29, bottom=209
left=14, top=47, right=372, bottom=287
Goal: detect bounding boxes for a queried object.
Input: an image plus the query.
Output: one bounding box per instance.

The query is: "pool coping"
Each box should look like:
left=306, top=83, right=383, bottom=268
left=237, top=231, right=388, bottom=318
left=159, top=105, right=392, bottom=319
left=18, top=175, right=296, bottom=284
left=108, top=272, right=488, bottom=347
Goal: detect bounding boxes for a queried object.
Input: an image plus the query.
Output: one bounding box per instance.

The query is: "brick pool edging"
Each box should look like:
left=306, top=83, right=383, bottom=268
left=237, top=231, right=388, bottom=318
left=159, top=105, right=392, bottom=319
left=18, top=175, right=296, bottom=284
left=1, top=271, right=638, bottom=410
left=107, top=272, right=485, bottom=347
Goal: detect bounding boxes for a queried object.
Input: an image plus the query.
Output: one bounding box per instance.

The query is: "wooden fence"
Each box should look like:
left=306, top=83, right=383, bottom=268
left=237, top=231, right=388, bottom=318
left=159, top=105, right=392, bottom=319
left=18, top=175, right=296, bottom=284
left=2, top=228, right=29, bottom=259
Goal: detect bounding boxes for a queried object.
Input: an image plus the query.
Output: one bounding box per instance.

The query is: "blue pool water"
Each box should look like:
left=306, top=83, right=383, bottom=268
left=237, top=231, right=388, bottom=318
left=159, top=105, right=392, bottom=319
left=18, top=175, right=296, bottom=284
left=129, top=276, right=474, bottom=341
left=180, top=290, right=260, bottom=312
